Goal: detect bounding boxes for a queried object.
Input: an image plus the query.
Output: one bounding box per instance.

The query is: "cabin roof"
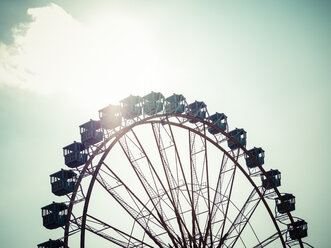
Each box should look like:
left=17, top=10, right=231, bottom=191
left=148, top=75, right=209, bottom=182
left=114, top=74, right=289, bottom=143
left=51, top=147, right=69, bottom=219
left=79, top=119, right=100, bottom=129
left=50, top=169, right=76, bottom=178
left=120, top=95, right=142, bottom=105
left=143, top=91, right=164, bottom=101
left=37, top=239, right=65, bottom=247
left=248, top=147, right=265, bottom=154
left=229, top=128, right=246, bottom=135
left=276, top=193, right=295, bottom=201
left=41, top=202, right=67, bottom=211
left=266, top=169, right=281, bottom=176
left=289, top=220, right=307, bottom=227
left=99, top=104, right=121, bottom=114
left=63, top=141, right=86, bottom=151
left=188, top=101, right=206, bottom=109
left=209, top=112, right=226, bottom=121
left=165, top=94, right=185, bottom=103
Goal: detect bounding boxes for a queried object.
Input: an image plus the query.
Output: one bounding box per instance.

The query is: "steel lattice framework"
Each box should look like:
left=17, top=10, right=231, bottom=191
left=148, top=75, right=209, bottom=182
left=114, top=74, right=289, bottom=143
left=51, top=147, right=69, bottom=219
left=38, top=92, right=313, bottom=248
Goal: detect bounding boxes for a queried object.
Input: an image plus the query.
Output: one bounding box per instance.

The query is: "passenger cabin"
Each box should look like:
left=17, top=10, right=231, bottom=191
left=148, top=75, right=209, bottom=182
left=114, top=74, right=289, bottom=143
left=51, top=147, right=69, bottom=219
left=245, top=147, right=265, bottom=168
left=37, top=239, right=65, bottom=248
left=63, top=142, right=88, bottom=168
left=99, top=104, right=121, bottom=129
left=208, top=113, right=227, bottom=134
left=50, top=169, right=76, bottom=196
left=41, top=202, right=68, bottom=229
left=261, top=169, right=281, bottom=189
left=187, top=101, right=207, bottom=123
left=120, top=95, right=142, bottom=119
left=227, top=128, right=247, bottom=149
left=165, top=94, right=186, bottom=114
left=276, top=193, right=295, bottom=214
left=142, top=92, right=164, bottom=116
left=288, top=220, right=308, bottom=240
left=80, top=120, right=103, bottom=146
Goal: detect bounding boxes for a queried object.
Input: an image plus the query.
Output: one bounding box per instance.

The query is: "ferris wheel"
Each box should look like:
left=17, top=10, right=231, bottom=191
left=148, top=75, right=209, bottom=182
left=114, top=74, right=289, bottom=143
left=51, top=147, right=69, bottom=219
left=38, top=92, right=312, bottom=248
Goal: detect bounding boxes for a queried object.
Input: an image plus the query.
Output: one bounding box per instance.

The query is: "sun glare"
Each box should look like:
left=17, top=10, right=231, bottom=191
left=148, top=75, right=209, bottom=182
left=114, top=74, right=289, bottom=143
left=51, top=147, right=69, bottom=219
left=1, top=4, right=166, bottom=109
left=81, top=14, right=162, bottom=104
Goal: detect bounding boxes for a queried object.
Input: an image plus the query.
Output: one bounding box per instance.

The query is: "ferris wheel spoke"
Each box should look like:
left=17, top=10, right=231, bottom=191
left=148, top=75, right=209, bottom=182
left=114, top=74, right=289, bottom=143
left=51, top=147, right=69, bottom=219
left=104, top=163, right=195, bottom=246
left=130, top=128, right=192, bottom=247
left=85, top=214, right=155, bottom=248
left=119, top=131, right=184, bottom=247
left=208, top=152, right=231, bottom=233
left=151, top=122, right=195, bottom=247
left=164, top=119, right=206, bottom=243
left=72, top=214, right=152, bottom=247
left=100, top=162, right=164, bottom=229
left=83, top=222, right=136, bottom=247
left=158, top=123, right=192, bottom=210
left=84, top=146, right=168, bottom=248
left=159, top=122, right=192, bottom=206
left=220, top=187, right=265, bottom=248
left=252, top=229, right=288, bottom=248
left=71, top=217, right=130, bottom=247
left=146, top=119, right=288, bottom=247
left=188, top=129, right=205, bottom=246
left=200, top=124, right=212, bottom=248
left=219, top=148, right=240, bottom=243
left=151, top=123, right=179, bottom=201
left=93, top=170, right=166, bottom=247
left=216, top=166, right=237, bottom=245
left=101, top=159, right=185, bottom=234
left=202, top=151, right=227, bottom=247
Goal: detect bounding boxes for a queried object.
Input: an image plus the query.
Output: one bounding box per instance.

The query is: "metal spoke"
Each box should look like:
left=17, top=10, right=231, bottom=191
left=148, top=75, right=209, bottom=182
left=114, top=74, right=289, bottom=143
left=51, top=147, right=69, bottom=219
left=201, top=124, right=211, bottom=248
left=94, top=166, right=166, bottom=247
left=165, top=119, right=207, bottom=245
left=188, top=129, right=204, bottom=246
left=148, top=119, right=288, bottom=247
left=218, top=148, right=240, bottom=244
left=151, top=122, right=193, bottom=247
left=221, top=187, right=265, bottom=247
left=119, top=133, right=181, bottom=247
left=203, top=152, right=228, bottom=247
left=252, top=230, right=288, bottom=248
left=73, top=214, right=154, bottom=247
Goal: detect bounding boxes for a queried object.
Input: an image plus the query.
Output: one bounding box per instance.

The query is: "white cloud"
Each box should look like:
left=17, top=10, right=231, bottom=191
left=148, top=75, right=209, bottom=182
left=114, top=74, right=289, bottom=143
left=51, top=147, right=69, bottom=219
left=0, top=3, right=166, bottom=102
left=0, top=4, right=83, bottom=93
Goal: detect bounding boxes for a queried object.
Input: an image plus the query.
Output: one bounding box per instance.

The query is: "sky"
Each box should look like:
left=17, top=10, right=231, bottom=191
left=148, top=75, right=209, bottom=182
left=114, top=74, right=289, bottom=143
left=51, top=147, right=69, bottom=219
left=0, top=0, right=330, bottom=247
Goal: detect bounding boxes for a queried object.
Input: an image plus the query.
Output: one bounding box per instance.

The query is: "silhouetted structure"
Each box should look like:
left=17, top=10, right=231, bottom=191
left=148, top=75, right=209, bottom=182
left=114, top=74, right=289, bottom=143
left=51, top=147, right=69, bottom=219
left=261, top=169, right=281, bottom=189
left=99, top=104, right=121, bottom=129
left=63, top=141, right=88, bottom=168
left=40, top=91, right=311, bottom=247
left=288, top=220, right=308, bottom=240
left=208, top=112, right=227, bottom=134
left=227, top=128, right=247, bottom=149
left=120, top=95, right=142, bottom=119
left=41, top=202, right=68, bottom=229
left=37, top=239, right=65, bottom=248
left=80, top=120, right=103, bottom=146
left=245, top=147, right=265, bottom=168
left=143, top=91, right=164, bottom=115
left=50, top=169, right=76, bottom=196
left=165, top=94, right=186, bottom=114
left=276, top=193, right=296, bottom=214
left=187, top=101, right=207, bottom=123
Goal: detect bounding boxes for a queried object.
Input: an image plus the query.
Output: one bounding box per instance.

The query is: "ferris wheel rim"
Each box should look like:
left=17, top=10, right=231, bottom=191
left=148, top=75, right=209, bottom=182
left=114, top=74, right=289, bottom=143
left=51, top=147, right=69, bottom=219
left=64, top=113, right=303, bottom=248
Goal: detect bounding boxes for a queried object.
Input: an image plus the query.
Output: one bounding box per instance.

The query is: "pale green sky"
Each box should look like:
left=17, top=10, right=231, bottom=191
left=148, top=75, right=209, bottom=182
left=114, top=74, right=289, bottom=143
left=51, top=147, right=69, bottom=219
left=0, top=0, right=330, bottom=247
